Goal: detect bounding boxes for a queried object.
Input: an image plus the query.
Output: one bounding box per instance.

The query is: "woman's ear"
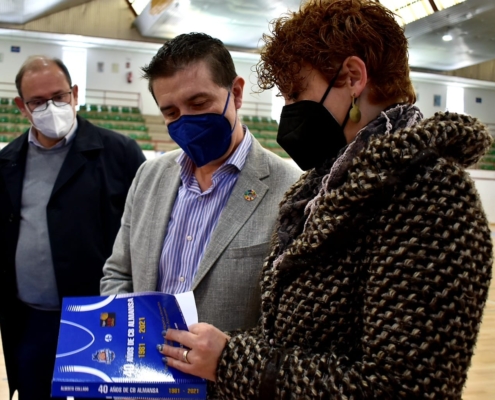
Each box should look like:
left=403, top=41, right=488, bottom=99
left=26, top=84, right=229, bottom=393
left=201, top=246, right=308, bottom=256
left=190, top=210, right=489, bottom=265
left=342, top=56, right=368, bottom=97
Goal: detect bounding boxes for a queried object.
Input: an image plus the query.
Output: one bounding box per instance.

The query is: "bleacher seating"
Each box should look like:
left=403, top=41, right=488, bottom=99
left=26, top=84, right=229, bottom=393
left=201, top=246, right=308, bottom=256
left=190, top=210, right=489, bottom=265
left=240, top=114, right=289, bottom=158
left=79, top=108, right=289, bottom=157
left=78, top=104, right=155, bottom=151
left=477, top=140, right=495, bottom=170
left=0, top=100, right=291, bottom=159
left=0, top=98, right=29, bottom=143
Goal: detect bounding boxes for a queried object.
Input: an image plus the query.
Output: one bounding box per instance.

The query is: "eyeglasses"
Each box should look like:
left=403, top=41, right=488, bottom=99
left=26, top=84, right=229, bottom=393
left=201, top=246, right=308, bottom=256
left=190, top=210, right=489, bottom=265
left=25, top=91, right=73, bottom=112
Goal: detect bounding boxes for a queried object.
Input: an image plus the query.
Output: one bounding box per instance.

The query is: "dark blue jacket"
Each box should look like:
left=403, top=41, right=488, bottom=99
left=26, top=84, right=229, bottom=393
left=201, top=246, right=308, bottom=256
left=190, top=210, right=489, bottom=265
left=0, top=116, right=146, bottom=394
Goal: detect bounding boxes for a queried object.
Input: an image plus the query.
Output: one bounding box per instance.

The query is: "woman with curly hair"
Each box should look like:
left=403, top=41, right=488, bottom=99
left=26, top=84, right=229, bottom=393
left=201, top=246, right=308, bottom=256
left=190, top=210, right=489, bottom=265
left=158, top=1, right=493, bottom=398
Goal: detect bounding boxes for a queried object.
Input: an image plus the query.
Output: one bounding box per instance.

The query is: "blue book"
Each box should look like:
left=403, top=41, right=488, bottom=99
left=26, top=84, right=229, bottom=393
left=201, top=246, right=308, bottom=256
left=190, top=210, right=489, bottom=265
left=51, top=292, right=207, bottom=399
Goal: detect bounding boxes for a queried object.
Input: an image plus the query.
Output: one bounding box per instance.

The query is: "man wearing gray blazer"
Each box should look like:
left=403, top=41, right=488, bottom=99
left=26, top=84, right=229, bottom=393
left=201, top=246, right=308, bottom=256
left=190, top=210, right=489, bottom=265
left=100, top=33, right=301, bottom=333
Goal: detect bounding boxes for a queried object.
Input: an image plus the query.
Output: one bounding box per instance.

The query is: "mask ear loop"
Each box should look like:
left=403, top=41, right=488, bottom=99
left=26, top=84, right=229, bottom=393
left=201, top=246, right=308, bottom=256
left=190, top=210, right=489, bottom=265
left=318, top=65, right=351, bottom=129
left=319, top=64, right=343, bottom=104
left=341, top=105, right=352, bottom=130
left=221, top=90, right=237, bottom=133
left=221, top=90, right=231, bottom=116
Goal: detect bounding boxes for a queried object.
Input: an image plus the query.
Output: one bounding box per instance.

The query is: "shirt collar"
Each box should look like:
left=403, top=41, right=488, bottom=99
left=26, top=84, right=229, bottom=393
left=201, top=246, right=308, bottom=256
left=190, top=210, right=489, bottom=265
left=176, top=124, right=252, bottom=178
left=28, top=117, right=78, bottom=150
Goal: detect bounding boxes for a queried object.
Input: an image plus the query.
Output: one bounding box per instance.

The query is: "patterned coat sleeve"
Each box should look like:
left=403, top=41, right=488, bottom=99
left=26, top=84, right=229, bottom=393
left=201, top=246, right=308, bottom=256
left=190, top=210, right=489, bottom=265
left=212, top=157, right=493, bottom=399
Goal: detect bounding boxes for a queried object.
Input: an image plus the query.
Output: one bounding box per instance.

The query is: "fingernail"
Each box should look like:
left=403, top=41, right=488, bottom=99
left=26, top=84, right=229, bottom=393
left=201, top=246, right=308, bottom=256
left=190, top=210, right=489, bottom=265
left=161, top=329, right=167, bottom=337
left=156, top=344, right=163, bottom=352
left=162, top=356, right=167, bottom=363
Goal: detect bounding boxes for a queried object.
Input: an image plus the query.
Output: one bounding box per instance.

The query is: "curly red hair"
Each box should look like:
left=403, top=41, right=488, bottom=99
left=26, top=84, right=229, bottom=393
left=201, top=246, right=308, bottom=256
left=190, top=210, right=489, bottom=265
left=257, top=0, right=416, bottom=104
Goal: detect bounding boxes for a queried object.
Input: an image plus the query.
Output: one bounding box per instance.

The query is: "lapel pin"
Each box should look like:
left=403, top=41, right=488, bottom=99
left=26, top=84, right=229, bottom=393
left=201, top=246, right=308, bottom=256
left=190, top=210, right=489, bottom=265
left=244, top=189, right=257, bottom=201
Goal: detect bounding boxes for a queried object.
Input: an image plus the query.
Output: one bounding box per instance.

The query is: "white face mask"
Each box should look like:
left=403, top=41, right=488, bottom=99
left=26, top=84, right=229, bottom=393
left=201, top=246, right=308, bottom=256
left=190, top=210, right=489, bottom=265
left=31, top=101, right=75, bottom=139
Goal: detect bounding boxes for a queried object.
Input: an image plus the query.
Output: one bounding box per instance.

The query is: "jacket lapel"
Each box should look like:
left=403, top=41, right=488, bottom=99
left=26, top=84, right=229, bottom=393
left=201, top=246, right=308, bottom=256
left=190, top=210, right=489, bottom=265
left=0, top=133, right=29, bottom=215
left=192, top=139, right=270, bottom=289
left=145, top=155, right=182, bottom=289
left=51, top=117, right=104, bottom=197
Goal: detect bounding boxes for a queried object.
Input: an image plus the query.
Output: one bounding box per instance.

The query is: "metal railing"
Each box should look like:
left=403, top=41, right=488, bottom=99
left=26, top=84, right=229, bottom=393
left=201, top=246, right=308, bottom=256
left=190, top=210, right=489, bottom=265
left=0, top=82, right=18, bottom=101
left=85, top=89, right=141, bottom=110
left=0, top=83, right=142, bottom=111
left=238, top=99, right=272, bottom=119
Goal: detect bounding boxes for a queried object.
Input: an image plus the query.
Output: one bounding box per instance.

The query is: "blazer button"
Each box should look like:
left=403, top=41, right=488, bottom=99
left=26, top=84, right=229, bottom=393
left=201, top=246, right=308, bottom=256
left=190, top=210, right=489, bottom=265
left=8, top=213, right=14, bottom=222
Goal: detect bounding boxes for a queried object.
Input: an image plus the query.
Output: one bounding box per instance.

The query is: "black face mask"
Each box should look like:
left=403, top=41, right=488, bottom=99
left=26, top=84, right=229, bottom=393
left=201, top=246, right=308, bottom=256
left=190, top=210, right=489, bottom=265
left=277, top=69, right=349, bottom=171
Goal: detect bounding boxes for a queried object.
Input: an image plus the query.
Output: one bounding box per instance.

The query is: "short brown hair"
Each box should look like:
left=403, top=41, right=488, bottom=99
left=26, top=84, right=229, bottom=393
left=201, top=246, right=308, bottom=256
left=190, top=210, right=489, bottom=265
left=142, top=33, right=237, bottom=99
left=15, top=56, right=72, bottom=99
left=257, top=0, right=415, bottom=104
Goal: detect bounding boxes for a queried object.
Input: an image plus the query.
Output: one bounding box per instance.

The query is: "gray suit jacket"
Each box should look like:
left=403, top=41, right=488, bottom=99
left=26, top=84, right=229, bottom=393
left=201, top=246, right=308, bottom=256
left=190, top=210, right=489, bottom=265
left=100, top=135, right=301, bottom=331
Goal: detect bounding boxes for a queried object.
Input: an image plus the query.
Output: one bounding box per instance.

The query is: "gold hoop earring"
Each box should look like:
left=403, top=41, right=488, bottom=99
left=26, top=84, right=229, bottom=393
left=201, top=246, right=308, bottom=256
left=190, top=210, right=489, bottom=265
left=349, top=94, right=361, bottom=123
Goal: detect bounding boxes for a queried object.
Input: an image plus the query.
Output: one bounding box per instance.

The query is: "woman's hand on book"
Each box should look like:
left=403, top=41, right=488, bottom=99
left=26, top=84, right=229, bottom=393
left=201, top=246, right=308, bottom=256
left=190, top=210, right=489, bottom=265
left=157, top=323, right=229, bottom=382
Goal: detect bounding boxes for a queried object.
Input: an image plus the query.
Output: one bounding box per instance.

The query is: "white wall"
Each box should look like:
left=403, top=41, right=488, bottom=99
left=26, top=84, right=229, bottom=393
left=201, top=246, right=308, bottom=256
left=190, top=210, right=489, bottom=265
left=3, top=33, right=495, bottom=120
left=464, top=87, right=495, bottom=125
left=85, top=50, right=267, bottom=116
left=0, top=39, right=62, bottom=98
left=3, top=35, right=495, bottom=222
left=410, top=73, right=495, bottom=224
left=469, top=170, right=495, bottom=224
left=412, top=80, right=448, bottom=118
left=411, top=72, right=495, bottom=128
left=232, top=56, right=272, bottom=118
left=0, top=35, right=268, bottom=117
left=86, top=48, right=157, bottom=115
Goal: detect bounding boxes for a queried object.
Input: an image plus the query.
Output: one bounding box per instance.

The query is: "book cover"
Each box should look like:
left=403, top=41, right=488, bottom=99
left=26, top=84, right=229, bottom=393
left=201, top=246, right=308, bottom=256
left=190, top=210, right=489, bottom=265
left=51, top=291, right=207, bottom=399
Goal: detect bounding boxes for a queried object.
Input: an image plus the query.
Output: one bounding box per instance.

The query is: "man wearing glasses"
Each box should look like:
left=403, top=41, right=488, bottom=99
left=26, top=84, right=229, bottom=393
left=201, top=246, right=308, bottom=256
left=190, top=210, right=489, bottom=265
left=0, top=56, right=146, bottom=400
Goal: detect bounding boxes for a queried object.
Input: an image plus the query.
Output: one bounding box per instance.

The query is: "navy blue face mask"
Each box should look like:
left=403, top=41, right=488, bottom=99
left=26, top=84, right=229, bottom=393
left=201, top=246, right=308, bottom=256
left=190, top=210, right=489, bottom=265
left=167, top=91, right=236, bottom=167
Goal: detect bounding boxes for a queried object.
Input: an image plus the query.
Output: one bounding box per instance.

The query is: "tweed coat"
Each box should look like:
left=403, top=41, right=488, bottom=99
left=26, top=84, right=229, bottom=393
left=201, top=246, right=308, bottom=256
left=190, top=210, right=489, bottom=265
left=213, top=109, right=493, bottom=399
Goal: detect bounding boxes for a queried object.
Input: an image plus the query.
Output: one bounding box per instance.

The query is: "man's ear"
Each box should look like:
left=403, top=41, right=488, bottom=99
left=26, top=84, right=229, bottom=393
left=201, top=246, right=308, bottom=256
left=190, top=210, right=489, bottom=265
left=342, top=56, right=368, bottom=97
left=14, top=97, right=30, bottom=119
left=231, top=76, right=245, bottom=109
left=72, top=84, right=79, bottom=106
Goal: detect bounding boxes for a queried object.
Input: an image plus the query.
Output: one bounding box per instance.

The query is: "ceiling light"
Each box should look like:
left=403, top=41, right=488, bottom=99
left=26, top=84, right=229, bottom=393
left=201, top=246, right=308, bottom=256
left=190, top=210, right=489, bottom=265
left=376, top=0, right=467, bottom=26
left=442, top=33, right=453, bottom=41
left=127, top=0, right=150, bottom=15
left=435, top=0, right=466, bottom=10
left=150, top=0, right=175, bottom=15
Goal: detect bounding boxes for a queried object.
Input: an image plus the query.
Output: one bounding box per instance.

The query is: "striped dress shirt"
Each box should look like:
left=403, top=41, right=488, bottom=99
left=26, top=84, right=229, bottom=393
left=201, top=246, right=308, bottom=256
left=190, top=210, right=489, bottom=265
left=157, top=129, right=253, bottom=294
